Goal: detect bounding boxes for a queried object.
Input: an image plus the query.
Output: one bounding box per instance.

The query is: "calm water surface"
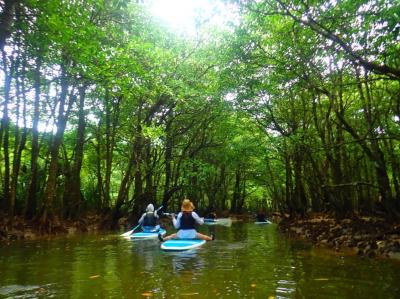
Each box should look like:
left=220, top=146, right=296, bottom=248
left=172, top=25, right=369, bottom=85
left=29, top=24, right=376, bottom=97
left=0, top=222, right=399, bottom=298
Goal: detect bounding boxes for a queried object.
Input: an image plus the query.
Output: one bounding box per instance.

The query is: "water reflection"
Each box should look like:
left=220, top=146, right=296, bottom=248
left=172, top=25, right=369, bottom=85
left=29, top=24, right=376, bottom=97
left=166, top=249, right=205, bottom=274
left=130, top=239, right=160, bottom=271
left=0, top=225, right=400, bottom=298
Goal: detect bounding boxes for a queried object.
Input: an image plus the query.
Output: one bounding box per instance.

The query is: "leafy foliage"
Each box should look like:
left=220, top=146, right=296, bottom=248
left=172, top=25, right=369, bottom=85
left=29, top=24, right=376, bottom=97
left=0, top=0, right=399, bottom=226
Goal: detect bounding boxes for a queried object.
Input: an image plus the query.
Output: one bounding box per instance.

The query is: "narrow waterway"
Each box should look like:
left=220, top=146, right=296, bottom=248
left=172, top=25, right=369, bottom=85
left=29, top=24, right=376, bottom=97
left=0, top=222, right=399, bottom=298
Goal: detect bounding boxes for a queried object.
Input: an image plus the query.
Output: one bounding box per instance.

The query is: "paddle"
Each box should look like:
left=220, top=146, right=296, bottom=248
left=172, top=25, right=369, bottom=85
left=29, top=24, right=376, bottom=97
left=120, top=205, right=163, bottom=237
left=120, top=223, right=141, bottom=237
left=205, top=218, right=232, bottom=226
left=161, top=212, right=175, bottom=217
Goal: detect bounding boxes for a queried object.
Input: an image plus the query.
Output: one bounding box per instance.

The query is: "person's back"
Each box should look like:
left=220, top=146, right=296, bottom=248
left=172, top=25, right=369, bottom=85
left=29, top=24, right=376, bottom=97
left=179, top=211, right=196, bottom=230
left=139, top=204, right=160, bottom=232
left=159, top=199, right=214, bottom=241
left=206, top=212, right=216, bottom=220
left=256, top=210, right=266, bottom=222
left=143, top=211, right=157, bottom=226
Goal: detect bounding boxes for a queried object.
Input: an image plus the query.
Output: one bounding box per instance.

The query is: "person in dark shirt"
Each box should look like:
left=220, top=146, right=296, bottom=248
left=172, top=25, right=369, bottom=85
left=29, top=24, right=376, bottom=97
left=138, top=203, right=160, bottom=232
left=205, top=212, right=217, bottom=221
left=256, top=209, right=267, bottom=222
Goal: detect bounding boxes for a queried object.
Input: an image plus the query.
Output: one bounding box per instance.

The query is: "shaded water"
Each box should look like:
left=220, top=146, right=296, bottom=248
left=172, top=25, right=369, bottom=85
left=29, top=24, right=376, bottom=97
left=1, top=222, right=399, bottom=298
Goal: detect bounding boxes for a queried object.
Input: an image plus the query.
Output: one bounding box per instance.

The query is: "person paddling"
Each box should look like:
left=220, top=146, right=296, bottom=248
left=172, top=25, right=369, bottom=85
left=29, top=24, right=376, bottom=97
left=256, top=208, right=267, bottom=222
left=158, top=199, right=214, bottom=241
left=205, top=212, right=217, bottom=220
left=138, top=204, right=160, bottom=232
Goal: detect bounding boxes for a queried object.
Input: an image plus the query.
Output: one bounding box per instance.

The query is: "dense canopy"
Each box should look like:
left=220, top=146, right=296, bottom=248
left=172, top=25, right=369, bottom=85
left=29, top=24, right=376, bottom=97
left=0, top=0, right=399, bottom=229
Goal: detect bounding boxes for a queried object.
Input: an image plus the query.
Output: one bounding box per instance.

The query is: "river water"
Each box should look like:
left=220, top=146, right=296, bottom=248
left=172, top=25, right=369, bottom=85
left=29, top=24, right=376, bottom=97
left=0, top=222, right=399, bottom=298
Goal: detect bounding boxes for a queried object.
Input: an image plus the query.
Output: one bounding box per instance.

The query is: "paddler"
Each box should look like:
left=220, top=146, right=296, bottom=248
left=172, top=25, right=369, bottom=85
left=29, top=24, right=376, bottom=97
left=138, top=203, right=160, bottom=232
left=158, top=199, right=214, bottom=241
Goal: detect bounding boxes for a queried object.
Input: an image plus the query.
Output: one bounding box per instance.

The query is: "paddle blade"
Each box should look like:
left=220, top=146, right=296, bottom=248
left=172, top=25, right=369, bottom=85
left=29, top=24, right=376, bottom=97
left=216, top=218, right=233, bottom=226
left=120, top=229, right=133, bottom=237
left=120, top=223, right=141, bottom=237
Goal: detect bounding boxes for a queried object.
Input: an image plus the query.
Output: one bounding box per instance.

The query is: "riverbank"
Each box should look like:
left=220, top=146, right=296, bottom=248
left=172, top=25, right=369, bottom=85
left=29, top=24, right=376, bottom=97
left=0, top=213, right=178, bottom=242
left=277, top=214, right=400, bottom=260
left=0, top=214, right=103, bottom=242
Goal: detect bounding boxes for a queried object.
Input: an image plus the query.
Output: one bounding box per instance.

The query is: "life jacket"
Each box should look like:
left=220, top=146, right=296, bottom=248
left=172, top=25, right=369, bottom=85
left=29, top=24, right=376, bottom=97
left=143, top=212, right=157, bottom=226
left=180, top=211, right=196, bottom=230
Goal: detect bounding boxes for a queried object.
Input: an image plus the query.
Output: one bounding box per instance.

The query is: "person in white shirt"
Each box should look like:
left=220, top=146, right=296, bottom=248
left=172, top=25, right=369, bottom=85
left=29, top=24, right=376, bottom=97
left=159, top=199, right=214, bottom=241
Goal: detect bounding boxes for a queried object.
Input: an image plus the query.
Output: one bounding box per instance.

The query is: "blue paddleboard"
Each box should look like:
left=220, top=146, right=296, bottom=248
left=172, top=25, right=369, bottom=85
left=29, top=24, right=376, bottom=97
left=161, top=239, right=206, bottom=251
left=204, top=218, right=217, bottom=225
left=131, top=228, right=166, bottom=239
left=204, top=218, right=218, bottom=225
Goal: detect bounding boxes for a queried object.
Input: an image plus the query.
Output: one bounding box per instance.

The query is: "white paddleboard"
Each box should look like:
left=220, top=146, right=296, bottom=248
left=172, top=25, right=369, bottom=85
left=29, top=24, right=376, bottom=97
left=161, top=239, right=206, bottom=251
left=255, top=221, right=272, bottom=224
left=131, top=228, right=166, bottom=239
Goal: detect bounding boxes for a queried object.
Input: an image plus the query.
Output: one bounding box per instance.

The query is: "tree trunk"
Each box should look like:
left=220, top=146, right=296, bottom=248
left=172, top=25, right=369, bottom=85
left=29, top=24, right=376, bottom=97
left=386, top=138, right=400, bottom=202
left=188, top=156, right=198, bottom=205
left=10, top=53, right=27, bottom=217
left=335, top=96, right=396, bottom=217
left=39, top=68, right=72, bottom=227
left=112, top=149, right=135, bottom=227
left=103, top=93, right=121, bottom=209
left=284, top=152, right=294, bottom=216
left=230, top=169, right=241, bottom=213
left=131, top=123, right=144, bottom=211
left=293, top=149, right=307, bottom=216
left=162, top=119, right=173, bottom=209
left=104, top=90, right=112, bottom=208
left=357, top=70, right=396, bottom=217
left=0, top=0, right=17, bottom=51
left=25, top=58, right=42, bottom=219
left=95, top=122, right=105, bottom=210
left=63, top=86, right=86, bottom=219
left=237, top=176, right=246, bottom=213
left=144, top=139, right=155, bottom=202
left=0, top=49, right=13, bottom=213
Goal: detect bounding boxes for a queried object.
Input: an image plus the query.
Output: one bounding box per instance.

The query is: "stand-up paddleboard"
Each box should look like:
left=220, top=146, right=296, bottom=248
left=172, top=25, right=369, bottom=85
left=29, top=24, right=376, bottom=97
left=161, top=239, right=206, bottom=251
left=131, top=228, right=166, bottom=239
left=204, top=218, right=218, bottom=225
left=255, top=220, right=272, bottom=224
